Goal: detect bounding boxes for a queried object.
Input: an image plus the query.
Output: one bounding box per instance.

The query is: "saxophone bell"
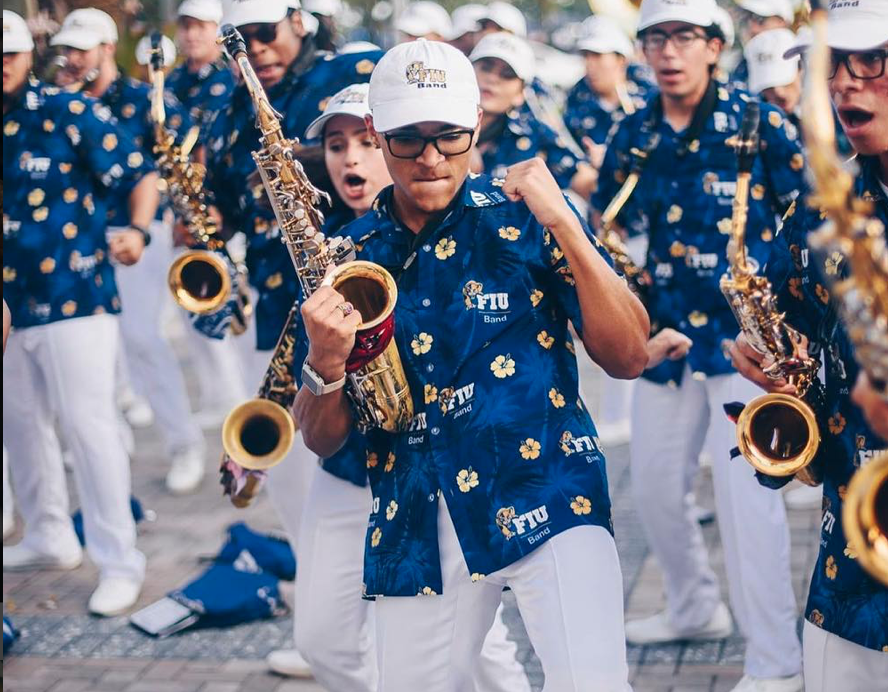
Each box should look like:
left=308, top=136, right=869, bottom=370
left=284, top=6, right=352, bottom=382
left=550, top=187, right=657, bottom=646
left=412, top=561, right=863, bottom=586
left=843, top=453, right=888, bottom=586
left=221, top=398, right=296, bottom=471
left=168, top=250, right=233, bottom=315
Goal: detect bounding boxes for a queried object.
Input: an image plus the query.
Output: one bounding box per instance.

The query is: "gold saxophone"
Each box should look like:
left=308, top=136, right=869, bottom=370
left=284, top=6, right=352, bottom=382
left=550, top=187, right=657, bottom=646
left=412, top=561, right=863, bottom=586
left=146, top=33, right=252, bottom=335
left=597, top=132, right=660, bottom=308
left=216, top=26, right=414, bottom=505
left=720, top=100, right=825, bottom=486
left=802, top=2, right=888, bottom=586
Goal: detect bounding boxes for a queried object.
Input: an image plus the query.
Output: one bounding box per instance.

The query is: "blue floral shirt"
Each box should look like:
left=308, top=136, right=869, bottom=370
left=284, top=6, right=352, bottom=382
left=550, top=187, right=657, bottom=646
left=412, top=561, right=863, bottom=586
left=206, top=47, right=382, bottom=350
left=563, top=75, right=652, bottom=148
left=295, top=174, right=620, bottom=597
left=166, top=58, right=235, bottom=141
left=3, top=78, right=155, bottom=329
left=99, top=73, right=190, bottom=228
left=479, top=108, right=584, bottom=190
left=594, top=83, right=805, bottom=385
left=765, top=156, right=888, bottom=653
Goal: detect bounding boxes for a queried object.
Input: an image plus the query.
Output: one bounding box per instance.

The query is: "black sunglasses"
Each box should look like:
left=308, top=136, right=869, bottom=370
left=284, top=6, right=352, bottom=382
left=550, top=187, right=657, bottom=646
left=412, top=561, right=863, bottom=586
left=829, top=49, right=887, bottom=81
left=238, top=18, right=287, bottom=46
left=383, top=129, right=475, bottom=159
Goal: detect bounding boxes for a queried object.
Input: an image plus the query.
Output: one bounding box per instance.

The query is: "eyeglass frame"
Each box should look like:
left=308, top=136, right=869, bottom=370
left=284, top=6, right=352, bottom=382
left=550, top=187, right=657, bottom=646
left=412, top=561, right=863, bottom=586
left=828, top=49, right=887, bottom=81
left=237, top=10, right=296, bottom=46
left=640, top=27, right=712, bottom=53
left=382, top=128, right=477, bottom=160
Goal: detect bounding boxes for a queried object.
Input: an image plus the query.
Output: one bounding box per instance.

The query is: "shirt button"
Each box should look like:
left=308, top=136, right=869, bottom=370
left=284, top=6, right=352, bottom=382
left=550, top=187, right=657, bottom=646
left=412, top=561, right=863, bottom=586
left=431, top=427, right=440, bottom=435
left=426, top=363, right=435, bottom=373
left=428, top=493, right=436, bottom=502
left=422, top=298, right=431, bottom=307
left=423, top=244, right=432, bottom=252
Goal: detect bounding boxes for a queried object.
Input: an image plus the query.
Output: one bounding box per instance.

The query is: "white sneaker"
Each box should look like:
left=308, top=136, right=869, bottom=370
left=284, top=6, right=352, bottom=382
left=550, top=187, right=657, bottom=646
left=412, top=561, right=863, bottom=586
left=3, top=512, right=15, bottom=540
left=166, top=446, right=206, bottom=495
left=88, top=577, right=142, bottom=616
left=625, top=602, right=733, bottom=645
left=3, top=543, right=83, bottom=571
left=784, top=484, right=822, bottom=511
left=729, top=674, right=804, bottom=692
left=122, top=396, right=155, bottom=429
left=596, top=419, right=632, bottom=447
left=267, top=649, right=313, bottom=678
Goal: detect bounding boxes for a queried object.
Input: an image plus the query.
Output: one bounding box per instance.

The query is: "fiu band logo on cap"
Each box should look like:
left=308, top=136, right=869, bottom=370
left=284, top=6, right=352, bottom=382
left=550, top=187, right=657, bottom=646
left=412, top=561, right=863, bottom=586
left=405, top=61, right=447, bottom=89
left=332, top=86, right=367, bottom=106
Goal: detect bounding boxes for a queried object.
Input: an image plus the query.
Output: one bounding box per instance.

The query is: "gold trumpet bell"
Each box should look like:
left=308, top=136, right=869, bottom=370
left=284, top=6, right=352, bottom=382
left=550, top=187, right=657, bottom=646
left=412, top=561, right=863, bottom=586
left=221, top=398, right=296, bottom=470
left=168, top=250, right=232, bottom=314
left=737, top=392, right=821, bottom=481
left=843, top=453, right=888, bottom=587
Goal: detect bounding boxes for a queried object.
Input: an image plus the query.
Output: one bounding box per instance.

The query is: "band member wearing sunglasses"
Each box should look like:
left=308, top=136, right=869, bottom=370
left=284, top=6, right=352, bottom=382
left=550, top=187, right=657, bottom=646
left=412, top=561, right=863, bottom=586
left=731, top=3, right=888, bottom=690
left=593, top=2, right=807, bottom=690
left=203, top=0, right=382, bottom=678
left=295, top=39, right=648, bottom=691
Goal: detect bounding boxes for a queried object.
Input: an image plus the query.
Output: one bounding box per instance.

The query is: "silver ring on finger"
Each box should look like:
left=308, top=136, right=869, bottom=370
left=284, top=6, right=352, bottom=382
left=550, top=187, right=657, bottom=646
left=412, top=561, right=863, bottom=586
left=337, top=301, right=354, bottom=318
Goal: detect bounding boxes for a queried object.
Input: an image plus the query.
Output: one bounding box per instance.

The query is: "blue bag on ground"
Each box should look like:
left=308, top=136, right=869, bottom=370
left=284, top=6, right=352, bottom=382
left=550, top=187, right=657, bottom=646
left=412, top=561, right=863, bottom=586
left=4, top=615, right=18, bottom=653
left=215, top=522, right=295, bottom=580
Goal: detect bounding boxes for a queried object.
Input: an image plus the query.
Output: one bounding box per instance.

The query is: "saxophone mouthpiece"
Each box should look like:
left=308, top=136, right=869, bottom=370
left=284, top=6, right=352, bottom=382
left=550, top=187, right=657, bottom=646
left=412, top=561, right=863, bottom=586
left=149, top=31, right=164, bottom=72
left=218, top=24, right=247, bottom=59
left=733, top=99, right=761, bottom=174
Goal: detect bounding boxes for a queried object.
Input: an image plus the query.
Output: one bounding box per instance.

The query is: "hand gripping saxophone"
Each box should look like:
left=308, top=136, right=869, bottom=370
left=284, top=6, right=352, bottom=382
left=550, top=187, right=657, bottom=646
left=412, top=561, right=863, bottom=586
left=146, top=32, right=252, bottom=336
left=719, top=99, right=826, bottom=486
left=596, top=131, right=660, bottom=310
left=217, top=26, right=414, bottom=506
left=802, top=2, right=888, bottom=586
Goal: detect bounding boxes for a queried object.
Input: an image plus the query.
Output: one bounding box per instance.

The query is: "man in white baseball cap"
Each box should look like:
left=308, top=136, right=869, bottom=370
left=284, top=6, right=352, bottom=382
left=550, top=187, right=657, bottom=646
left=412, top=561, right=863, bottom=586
left=49, top=8, right=118, bottom=89
left=594, top=3, right=806, bottom=691
left=730, top=3, right=888, bottom=691
left=394, top=1, right=453, bottom=43
left=745, top=28, right=801, bottom=116
left=296, top=37, right=647, bottom=691
left=477, top=1, right=527, bottom=39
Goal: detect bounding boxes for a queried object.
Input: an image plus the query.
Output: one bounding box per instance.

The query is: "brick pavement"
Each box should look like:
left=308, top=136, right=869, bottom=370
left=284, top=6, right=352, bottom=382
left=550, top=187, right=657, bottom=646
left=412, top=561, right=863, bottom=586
left=2, top=339, right=822, bottom=691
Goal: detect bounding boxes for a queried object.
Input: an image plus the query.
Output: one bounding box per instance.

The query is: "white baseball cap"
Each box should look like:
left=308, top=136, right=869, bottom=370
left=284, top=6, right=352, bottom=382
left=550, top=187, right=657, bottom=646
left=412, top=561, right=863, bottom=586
left=51, top=8, right=118, bottom=50
left=305, top=83, right=371, bottom=139
left=136, top=34, right=178, bottom=67
left=3, top=10, right=34, bottom=54
left=450, top=4, right=486, bottom=40
left=787, top=1, right=888, bottom=56
left=712, top=5, right=736, bottom=49
left=479, top=2, right=527, bottom=38
left=222, top=0, right=290, bottom=28
left=178, top=0, right=224, bottom=23
left=303, top=0, right=341, bottom=16
left=395, top=2, right=453, bottom=39
left=745, top=28, right=799, bottom=93
left=576, top=15, right=635, bottom=58
left=470, top=31, right=535, bottom=82
left=637, top=0, right=718, bottom=34
left=735, top=0, right=794, bottom=24
left=368, top=39, right=480, bottom=132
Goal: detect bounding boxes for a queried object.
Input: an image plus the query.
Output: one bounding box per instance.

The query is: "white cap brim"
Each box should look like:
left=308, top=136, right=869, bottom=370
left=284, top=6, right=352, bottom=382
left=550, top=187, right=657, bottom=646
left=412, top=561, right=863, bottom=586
left=305, top=109, right=362, bottom=139
left=223, top=1, right=289, bottom=28
left=395, top=17, right=432, bottom=38
left=4, top=35, right=34, bottom=53
left=50, top=28, right=103, bottom=50
left=784, top=22, right=887, bottom=57
left=638, top=10, right=712, bottom=34
left=371, top=96, right=478, bottom=133
left=576, top=37, right=633, bottom=58
left=749, top=64, right=798, bottom=94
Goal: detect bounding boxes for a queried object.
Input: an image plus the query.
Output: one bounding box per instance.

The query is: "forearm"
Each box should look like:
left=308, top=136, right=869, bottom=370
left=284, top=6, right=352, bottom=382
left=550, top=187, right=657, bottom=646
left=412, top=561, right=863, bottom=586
left=551, top=214, right=650, bottom=378
left=292, top=386, right=354, bottom=458
left=128, top=173, right=160, bottom=228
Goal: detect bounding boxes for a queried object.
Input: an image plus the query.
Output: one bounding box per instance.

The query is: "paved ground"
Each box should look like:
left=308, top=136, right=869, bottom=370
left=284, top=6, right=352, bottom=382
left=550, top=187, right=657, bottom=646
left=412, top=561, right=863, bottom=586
left=2, top=336, right=822, bottom=692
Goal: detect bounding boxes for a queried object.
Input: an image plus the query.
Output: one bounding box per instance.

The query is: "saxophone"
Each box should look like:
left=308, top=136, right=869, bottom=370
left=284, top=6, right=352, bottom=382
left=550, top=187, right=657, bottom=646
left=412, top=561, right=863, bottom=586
left=719, top=99, right=825, bottom=486
left=801, top=1, right=888, bottom=585
left=597, top=132, right=660, bottom=307
left=146, top=33, right=252, bottom=336
left=216, top=26, right=414, bottom=505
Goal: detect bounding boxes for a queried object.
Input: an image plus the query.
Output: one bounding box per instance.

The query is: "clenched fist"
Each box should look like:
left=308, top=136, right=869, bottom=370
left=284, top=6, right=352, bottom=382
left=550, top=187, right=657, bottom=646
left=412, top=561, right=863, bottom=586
left=502, top=158, right=575, bottom=230
left=301, top=281, right=363, bottom=383
left=108, top=230, right=146, bottom=266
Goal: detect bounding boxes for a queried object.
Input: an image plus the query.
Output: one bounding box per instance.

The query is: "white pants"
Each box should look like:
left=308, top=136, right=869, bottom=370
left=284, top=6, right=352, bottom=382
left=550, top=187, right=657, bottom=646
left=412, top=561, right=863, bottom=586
left=803, top=621, right=888, bottom=692
left=112, top=221, right=202, bottom=455
left=630, top=366, right=801, bottom=678
left=294, top=467, right=532, bottom=692
left=3, top=446, right=13, bottom=519
left=375, top=499, right=631, bottom=692
left=3, top=315, right=146, bottom=581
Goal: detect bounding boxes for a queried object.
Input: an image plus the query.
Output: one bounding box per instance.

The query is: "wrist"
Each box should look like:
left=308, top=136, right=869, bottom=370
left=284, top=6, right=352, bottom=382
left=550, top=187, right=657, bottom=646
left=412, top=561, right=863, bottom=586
left=128, top=223, right=152, bottom=246
left=307, top=351, right=346, bottom=383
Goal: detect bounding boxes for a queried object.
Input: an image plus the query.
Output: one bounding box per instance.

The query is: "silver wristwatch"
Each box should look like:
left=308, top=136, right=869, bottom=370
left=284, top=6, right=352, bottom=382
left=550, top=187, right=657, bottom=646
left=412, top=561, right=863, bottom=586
left=301, top=358, right=347, bottom=396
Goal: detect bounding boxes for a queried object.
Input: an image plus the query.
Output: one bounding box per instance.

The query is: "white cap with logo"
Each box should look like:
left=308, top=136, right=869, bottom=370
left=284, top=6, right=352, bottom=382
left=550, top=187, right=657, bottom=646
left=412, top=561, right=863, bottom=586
left=222, top=0, right=290, bottom=28
left=50, top=8, right=118, bottom=50
left=470, top=31, right=536, bottom=82
left=395, top=2, right=453, bottom=39
left=3, top=10, right=34, bottom=54
left=735, top=0, right=794, bottom=24
left=450, top=4, right=486, bottom=40
left=790, top=1, right=888, bottom=56
left=305, top=83, right=371, bottom=139
left=135, top=34, right=178, bottom=67
left=637, top=0, right=718, bottom=34
left=576, top=15, right=635, bottom=57
left=178, top=0, right=224, bottom=23
left=745, top=28, right=799, bottom=93
left=369, top=39, right=480, bottom=133
left=479, top=1, right=527, bottom=38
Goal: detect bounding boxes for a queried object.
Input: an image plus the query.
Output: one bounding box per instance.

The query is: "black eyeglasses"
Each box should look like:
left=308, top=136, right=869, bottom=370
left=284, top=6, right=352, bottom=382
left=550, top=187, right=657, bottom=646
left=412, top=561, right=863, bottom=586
left=829, top=49, right=887, bottom=80
left=641, top=28, right=709, bottom=52
left=474, top=58, right=519, bottom=81
left=238, top=21, right=281, bottom=46
left=383, top=129, right=475, bottom=159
